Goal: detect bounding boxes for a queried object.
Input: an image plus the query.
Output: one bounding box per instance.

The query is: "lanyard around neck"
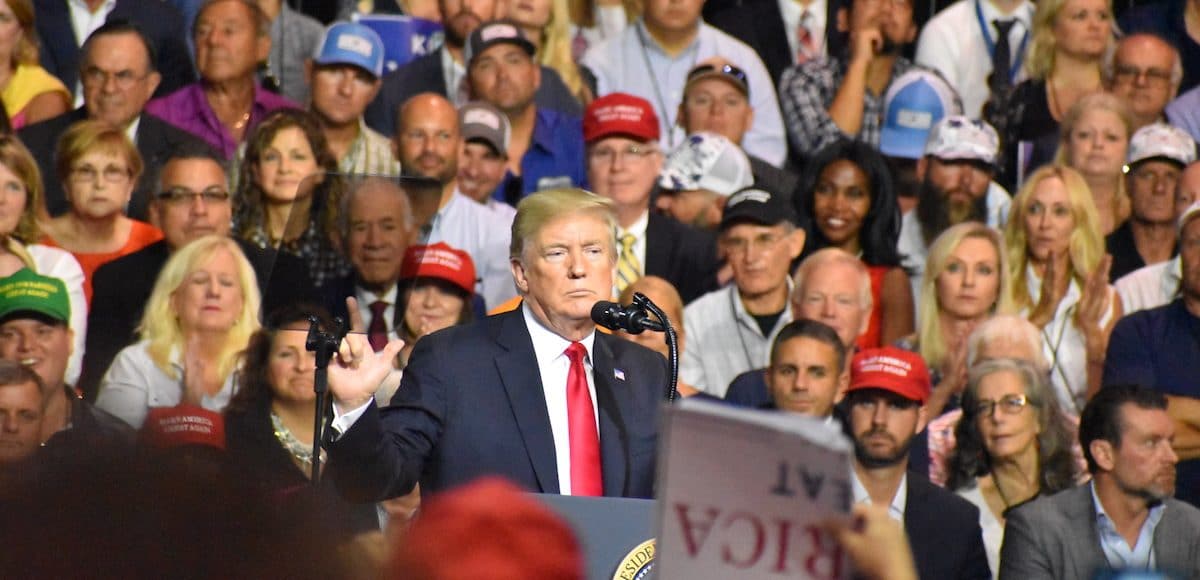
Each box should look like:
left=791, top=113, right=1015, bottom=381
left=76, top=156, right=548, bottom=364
left=975, top=0, right=1030, bottom=83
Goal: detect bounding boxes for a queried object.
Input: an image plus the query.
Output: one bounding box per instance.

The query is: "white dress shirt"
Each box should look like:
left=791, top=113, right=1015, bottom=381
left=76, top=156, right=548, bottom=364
left=779, top=0, right=827, bottom=63
left=851, top=467, right=909, bottom=521
left=1114, top=257, right=1181, bottom=315
left=439, top=46, right=468, bottom=108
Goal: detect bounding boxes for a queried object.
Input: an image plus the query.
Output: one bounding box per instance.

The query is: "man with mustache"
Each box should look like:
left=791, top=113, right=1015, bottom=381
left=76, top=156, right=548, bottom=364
left=843, top=346, right=990, bottom=579
left=1000, top=384, right=1200, bottom=577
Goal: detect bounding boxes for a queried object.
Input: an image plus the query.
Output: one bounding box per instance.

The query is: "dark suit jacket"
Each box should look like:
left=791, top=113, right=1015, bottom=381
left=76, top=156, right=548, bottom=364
left=18, top=109, right=212, bottom=220
left=999, top=484, right=1200, bottom=580
left=363, top=49, right=584, bottom=136
left=327, top=307, right=668, bottom=501
left=35, top=0, right=195, bottom=99
left=905, top=473, right=992, bottom=580
left=645, top=212, right=721, bottom=305
left=80, top=239, right=315, bottom=402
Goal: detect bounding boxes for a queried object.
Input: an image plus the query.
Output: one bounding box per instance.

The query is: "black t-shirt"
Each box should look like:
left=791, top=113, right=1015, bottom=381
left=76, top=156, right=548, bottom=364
left=751, top=310, right=785, bottom=337
left=1105, top=220, right=1179, bottom=282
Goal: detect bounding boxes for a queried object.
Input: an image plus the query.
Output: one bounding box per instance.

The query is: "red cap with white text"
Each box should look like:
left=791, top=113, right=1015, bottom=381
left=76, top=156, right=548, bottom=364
left=583, top=93, right=660, bottom=144
left=847, top=347, right=931, bottom=404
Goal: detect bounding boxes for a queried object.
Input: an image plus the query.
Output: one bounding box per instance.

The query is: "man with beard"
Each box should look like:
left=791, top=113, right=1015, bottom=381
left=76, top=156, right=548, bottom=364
left=363, top=0, right=580, bottom=138
left=898, top=116, right=1008, bottom=303
left=393, top=93, right=514, bottom=309
left=843, top=347, right=991, bottom=579
left=1000, top=385, right=1200, bottom=577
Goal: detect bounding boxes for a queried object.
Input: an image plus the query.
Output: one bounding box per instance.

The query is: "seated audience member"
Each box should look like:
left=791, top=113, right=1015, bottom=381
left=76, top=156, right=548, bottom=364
left=795, top=139, right=913, bottom=347
left=1054, top=92, right=1134, bottom=236
left=946, top=358, right=1082, bottom=577
left=0, top=360, right=45, bottom=473
left=306, top=22, right=400, bottom=177
left=39, top=121, right=163, bottom=303
left=1118, top=0, right=1200, bottom=92
left=581, top=0, right=786, bottom=167
left=914, top=0, right=1035, bottom=118
left=96, top=235, right=261, bottom=429
left=0, top=1, right=69, bottom=129
left=901, top=222, right=1015, bottom=419
left=842, top=347, right=992, bottom=580
left=0, top=136, right=86, bottom=386
left=898, top=116, right=1008, bottom=301
left=363, top=0, right=581, bottom=137
left=702, top=0, right=835, bottom=89
left=257, top=0, right=323, bottom=105
left=466, top=21, right=586, bottom=203
left=83, top=147, right=314, bottom=402
left=615, top=275, right=699, bottom=396
left=584, top=93, right=720, bottom=303
left=392, top=243, right=477, bottom=370
left=656, top=131, right=754, bottom=231
left=777, top=0, right=921, bottom=158
left=393, top=94, right=515, bottom=310
left=457, top=100, right=515, bottom=215
left=234, top=109, right=347, bottom=288
left=1105, top=34, right=1181, bottom=133
left=675, top=59, right=798, bottom=196
left=1115, top=160, right=1200, bottom=314
left=1106, top=123, right=1197, bottom=281
left=1004, top=165, right=1119, bottom=416
left=19, top=21, right=210, bottom=222
left=683, top=187, right=804, bottom=397
left=999, top=384, right=1200, bottom=577
left=1104, top=200, right=1200, bottom=507
left=505, top=0, right=591, bottom=104
left=0, top=270, right=132, bottom=470
left=990, top=0, right=1112, bottom=192
left=145, top=0, right=298, bottom=159
left=764, top=319, right=848, bottom=419
left=876, top=68, right=963, bottom=212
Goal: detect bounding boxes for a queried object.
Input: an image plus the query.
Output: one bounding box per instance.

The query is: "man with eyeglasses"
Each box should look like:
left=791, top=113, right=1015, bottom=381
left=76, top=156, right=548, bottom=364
left=681, top=186, right=804, bottom=397
left=19, top=21, right=209, bottom=222
left=1105, top=124, right=1197, bottom=282
left=1106, top=34, right=1182, bottom=132
left=80, top=145, right=314, bottom=401
left=583, top=93, right=720, bottom=304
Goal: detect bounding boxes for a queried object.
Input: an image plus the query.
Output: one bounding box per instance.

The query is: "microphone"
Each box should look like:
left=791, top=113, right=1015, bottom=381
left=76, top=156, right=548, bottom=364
left=591, top=301, right=665, bottom=334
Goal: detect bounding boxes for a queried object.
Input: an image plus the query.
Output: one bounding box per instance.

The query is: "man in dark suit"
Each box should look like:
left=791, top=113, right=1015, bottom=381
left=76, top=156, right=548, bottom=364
left=999, top=384, right=1200, bottom=579
left=842, top=347, right=991, bottom=580
left=582, top=92, right=720, bottom=305
left=363, top=0, right=581, bottom=136
left=80, top=146, right=313, bottom=401
left=326, top=188, right=668, bottom=500
left=19, top=21, right=209, bottom=221
left=35, top=0, right=194, bottom=101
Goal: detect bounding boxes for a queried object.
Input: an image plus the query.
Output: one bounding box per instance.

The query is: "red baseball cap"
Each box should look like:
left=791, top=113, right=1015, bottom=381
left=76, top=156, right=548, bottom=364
left=583, top=93, right=660, bottom=144
left=141, top=405, right=226, bottom=450
left=399, top=242, right=477, bottom=296
left=847, top=347, right=931, bottom=404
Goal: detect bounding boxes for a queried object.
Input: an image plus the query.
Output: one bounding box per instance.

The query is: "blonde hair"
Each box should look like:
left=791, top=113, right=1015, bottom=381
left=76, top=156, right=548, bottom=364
left=510, top=188, right=617, bottom=261
left=4, top=0, right=38, bottom=67
left=1004, top=165, right=1104, bottom=311
left=539, top=0, right=587, bottom=101
left=1054, top=92, right=1132, bottom=221
left=139, top=235, right=262, bottom=381
left=55, top=119, right=144, bottom=187
left=1024, top=0, right=1113, bottom=80
left=0, top=134, right=43, bottom=244
left=918, top=222, right=1015, bottom=370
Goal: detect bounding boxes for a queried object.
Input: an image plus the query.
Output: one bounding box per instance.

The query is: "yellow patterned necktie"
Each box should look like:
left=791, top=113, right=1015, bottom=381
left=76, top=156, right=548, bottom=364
left=616, top=233, right=642, bottom=292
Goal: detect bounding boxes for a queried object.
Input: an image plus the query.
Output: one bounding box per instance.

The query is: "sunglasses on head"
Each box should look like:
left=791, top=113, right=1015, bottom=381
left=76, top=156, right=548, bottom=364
left=687, top=63, right=749, bottom=86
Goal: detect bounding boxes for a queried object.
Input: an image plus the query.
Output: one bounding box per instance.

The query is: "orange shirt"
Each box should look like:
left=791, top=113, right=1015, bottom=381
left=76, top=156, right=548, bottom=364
left=41, top=220, right=164, bottom=304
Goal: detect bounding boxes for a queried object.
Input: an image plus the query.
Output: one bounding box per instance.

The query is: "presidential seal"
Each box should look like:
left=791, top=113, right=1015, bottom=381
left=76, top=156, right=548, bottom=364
left=612, top=539, right=655, bottom=580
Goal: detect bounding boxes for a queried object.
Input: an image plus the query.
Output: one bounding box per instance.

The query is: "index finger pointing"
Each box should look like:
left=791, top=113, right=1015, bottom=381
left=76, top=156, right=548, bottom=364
left=345, top=296, right=367, bottom=334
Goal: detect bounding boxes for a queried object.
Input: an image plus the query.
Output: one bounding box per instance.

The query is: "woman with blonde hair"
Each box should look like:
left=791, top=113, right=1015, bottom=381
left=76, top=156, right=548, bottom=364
left=509, top=0, right=593, bottom=104
left=902, top=222, right=1014, bottom=418
left=97, top=235, right=262, bottom=429
left=566, top=0, right=636, bottom=60
left=1053, top=92, right=1133, bottom=235
left=0, top=0, right=70, bottom=128
left=39, top=120, right=163, bottom=302
left=1004, top=164, right=1118, bottom=416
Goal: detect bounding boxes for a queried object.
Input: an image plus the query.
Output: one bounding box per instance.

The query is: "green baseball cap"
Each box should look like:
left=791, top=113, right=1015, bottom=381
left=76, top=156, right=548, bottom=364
left=0, top=268, right=70, bottom=324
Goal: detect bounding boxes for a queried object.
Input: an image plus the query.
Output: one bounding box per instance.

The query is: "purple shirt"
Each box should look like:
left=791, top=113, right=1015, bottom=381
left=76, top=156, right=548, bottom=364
left=144, top=82, right=298, bottom=159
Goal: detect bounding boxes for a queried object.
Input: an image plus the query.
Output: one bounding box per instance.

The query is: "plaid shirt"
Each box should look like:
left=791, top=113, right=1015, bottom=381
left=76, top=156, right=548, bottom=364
left=778, top=56, right=918, bottom=157
left=339, top=120, right=401, bottom=177
left=244, top=218, right=349, bottom=289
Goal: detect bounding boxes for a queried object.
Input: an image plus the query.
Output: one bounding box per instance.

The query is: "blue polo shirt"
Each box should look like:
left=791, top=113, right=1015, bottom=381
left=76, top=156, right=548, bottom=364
left=494, top=108, right=587, bottom=205
left=1103, top=298, right=1200, bottom=506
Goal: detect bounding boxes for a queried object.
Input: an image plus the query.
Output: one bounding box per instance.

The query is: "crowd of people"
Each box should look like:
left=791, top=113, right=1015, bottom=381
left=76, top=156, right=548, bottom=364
left=1, top=0, right=1200, bottom=577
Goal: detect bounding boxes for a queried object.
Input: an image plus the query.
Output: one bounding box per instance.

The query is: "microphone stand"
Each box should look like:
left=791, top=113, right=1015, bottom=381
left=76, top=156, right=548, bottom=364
left=305, top=315, right=348, bottom=484
left=632, top=293, right=679, bottom=402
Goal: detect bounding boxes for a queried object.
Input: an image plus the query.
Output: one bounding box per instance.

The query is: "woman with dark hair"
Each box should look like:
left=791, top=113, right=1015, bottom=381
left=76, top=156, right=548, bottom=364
left=795, top=139, right=913, bottom=348
left=946, top=357, right=1083, bottom=578
left=234, top=108, right=346, bottom=288
left=393, top=243, right=477, bottom=371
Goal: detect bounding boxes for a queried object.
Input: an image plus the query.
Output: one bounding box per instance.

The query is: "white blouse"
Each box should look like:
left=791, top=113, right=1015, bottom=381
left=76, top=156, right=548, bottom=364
left=95, top=340, right=238, bottom=429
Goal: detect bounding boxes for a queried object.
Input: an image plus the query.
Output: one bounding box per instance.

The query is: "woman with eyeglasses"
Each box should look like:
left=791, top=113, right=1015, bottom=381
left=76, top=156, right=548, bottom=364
left=0, top=0, right=69, bottom=129
left=945, top=357, right=1083, bottom=578
left=1053, top=92, right=1134, bottom=236
left=39, top=120, right=163, bottom=303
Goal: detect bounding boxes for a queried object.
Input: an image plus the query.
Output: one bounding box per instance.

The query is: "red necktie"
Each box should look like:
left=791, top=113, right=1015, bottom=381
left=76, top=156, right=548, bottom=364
left=564, top=342, right=602, bottom=496
left=368, top=300, right=388, bottom=352
left=797, top=10, right=816, bottom=64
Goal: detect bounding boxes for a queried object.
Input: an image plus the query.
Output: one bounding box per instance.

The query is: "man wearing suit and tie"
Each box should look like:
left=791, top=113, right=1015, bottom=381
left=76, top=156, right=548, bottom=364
left=999, top=384, right=1200, bottom=579
left=326, top=188, right=668, bottom=500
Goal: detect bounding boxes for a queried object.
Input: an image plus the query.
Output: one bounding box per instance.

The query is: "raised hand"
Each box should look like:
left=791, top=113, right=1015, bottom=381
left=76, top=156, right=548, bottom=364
left=180, top=336, right=212, bottom=406
left=327, top=296, right=405, bottom=411
left=1029, top=251, right=1069, bottom=329
left=1076, top=254, right=1116, bottom=351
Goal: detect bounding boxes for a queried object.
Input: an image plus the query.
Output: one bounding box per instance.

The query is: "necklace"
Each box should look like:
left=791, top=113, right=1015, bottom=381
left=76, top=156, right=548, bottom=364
left=232, top=111, right=251, bottom=131
left=271, top=412, right=324, bottom=473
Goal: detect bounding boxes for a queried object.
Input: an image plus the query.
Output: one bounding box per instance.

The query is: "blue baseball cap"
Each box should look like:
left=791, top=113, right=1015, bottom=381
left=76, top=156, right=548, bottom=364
left=880, top=69, right=962, bottom=160
left=312, top=22, right=385, bottom=79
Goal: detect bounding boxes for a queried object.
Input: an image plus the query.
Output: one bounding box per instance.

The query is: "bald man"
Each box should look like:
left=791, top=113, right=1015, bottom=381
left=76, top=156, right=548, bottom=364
left=617, top=276, right=701, bottom=397
left=1108, top=34, right=1182, bottom=130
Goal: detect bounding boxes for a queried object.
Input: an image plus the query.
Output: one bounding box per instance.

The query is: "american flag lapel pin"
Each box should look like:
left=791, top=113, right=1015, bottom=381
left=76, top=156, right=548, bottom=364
left=613, top=368, right=625, bottom=381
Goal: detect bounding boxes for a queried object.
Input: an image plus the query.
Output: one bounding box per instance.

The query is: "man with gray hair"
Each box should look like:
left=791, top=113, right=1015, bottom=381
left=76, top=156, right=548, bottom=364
left=1106, top=34, right=1183, bottom=132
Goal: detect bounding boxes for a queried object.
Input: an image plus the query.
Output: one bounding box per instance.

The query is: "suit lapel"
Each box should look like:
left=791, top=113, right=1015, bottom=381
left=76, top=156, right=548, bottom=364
left=39, top=2, right=78, bottom=79
left=644, top=213, right=671, bottom=279
left=1065, top=485, right=1107, bottom=574
left=1153, top=500, right=1191, bottom=570
left=591, top=335, right=631, bottom=497
left=493, top=310, right=560, bottom=493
